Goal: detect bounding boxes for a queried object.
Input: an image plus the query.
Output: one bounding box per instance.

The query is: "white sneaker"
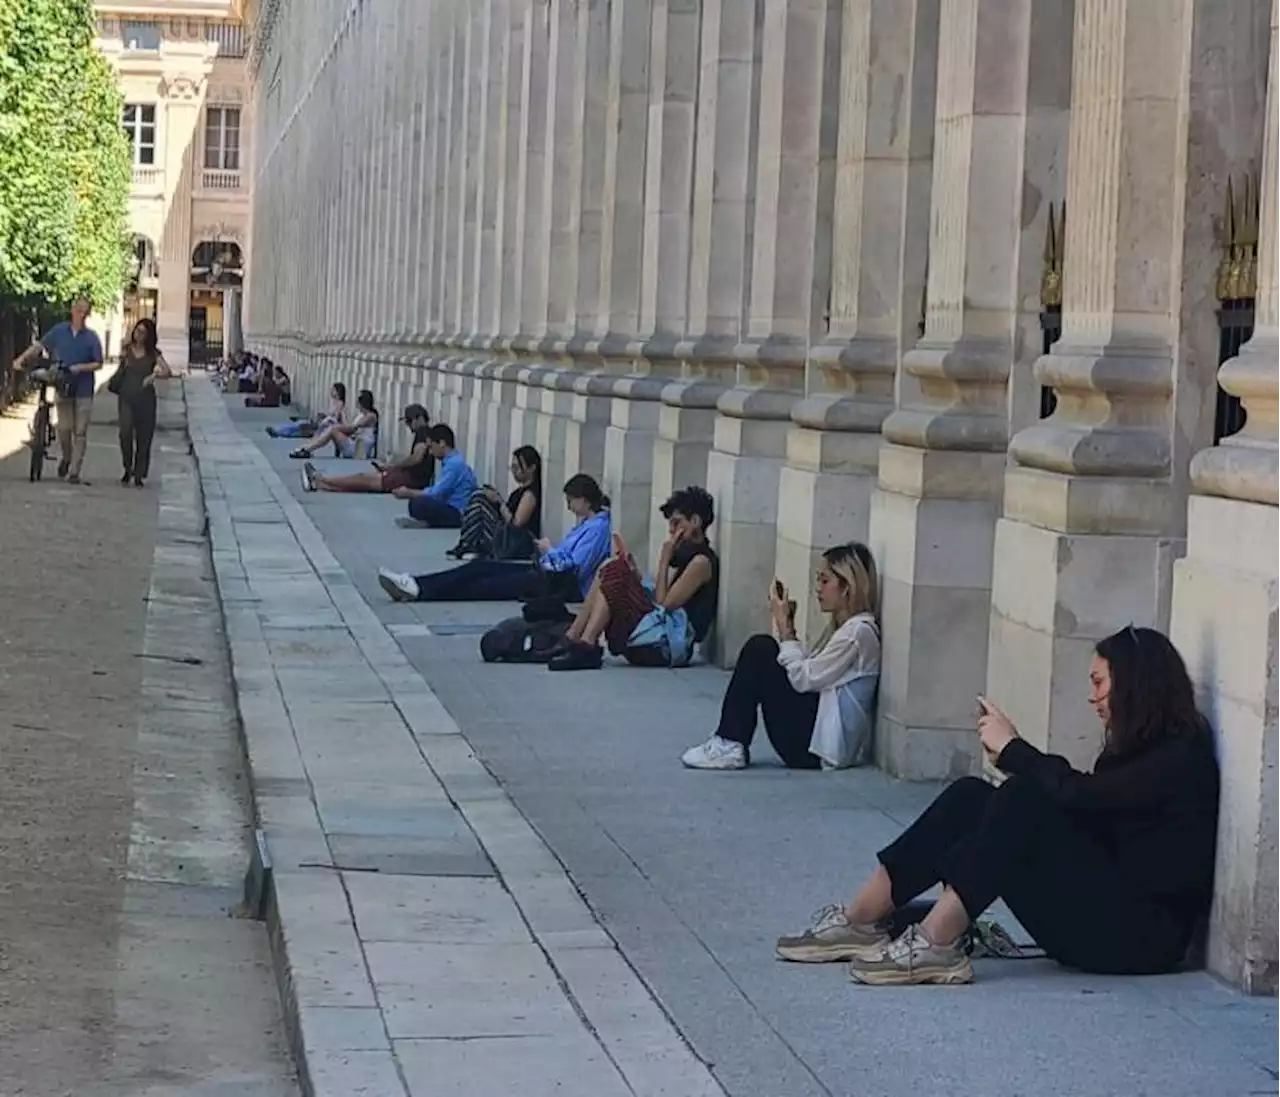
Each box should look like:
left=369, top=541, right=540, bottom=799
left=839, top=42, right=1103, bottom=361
left=681, top=735, right=747, bottom=770
left=377, top=568, right=420, bottom=603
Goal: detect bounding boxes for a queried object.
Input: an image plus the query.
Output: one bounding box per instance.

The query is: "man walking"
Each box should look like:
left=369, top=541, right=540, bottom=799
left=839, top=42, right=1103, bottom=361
left=13, top=296, right=105, bottom=483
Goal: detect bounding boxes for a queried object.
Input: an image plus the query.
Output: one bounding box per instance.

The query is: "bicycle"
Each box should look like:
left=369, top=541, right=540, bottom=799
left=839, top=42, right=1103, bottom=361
left=24, top=359, right=72, bottom=482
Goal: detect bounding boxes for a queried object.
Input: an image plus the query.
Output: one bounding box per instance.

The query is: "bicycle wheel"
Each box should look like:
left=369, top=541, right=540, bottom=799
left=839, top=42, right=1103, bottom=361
left=29, top=405, right=48, bottom=481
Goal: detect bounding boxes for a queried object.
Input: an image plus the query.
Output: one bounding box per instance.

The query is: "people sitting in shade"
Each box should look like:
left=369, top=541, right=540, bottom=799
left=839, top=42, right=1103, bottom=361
left=547, top=486, right=719, bottom=672
left=290, top=388, right=378, bottom=461
left=303, top=404, right=434, bottom=495
left=446, top=445, right=543, bottom=561
left=388, top=424, right=476, bottom=528
left=773, top=626, right=1220, bottom=987
left=377, top=473, right=611, bottom=604
left=267, top=382, right=346, bottom=439
left=681, top=542, right=880, bottom=772
left=244, top=357, right=284, bottom=408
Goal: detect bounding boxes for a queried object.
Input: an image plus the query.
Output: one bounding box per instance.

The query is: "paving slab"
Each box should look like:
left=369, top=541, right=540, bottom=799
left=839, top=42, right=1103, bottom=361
left=188, top=382, right=721, bottom=1097
left=222, top=386, right=1280, bottom=1097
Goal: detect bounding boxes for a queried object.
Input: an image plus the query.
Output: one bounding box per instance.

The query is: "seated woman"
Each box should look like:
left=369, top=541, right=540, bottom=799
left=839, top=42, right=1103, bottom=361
left=275, top=365, right=292, bottom=406
left=681, top=542, right=880, bottom=771
left=289, top=389, right=377, bottom=459
left=267, top=382, right=346, bottom=438
left=548, top=486, right=719, bottom=672
left=377, top=473, right=611, bottom=604
left=773, top=627, right=1220, bottom=987
left=446, top=445, right=543, bottom=560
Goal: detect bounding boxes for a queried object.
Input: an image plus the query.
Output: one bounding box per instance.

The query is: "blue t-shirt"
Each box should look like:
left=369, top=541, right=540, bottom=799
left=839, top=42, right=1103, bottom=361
left=40, top=322, right=103, bottom=399
left=425, top=450, right=478, bottom=512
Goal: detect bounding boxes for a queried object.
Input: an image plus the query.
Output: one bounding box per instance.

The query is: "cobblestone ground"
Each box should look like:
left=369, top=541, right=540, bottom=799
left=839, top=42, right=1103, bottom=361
left=0, top=389, right=296, bottom=1097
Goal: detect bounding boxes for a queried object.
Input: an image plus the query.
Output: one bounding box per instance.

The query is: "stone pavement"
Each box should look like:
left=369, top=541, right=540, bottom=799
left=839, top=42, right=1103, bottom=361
left=198, top=384, right=1277, bottom=1097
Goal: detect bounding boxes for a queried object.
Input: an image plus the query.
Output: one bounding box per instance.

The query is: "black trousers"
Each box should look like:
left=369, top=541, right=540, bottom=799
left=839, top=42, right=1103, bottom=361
left=407, top=494, right=463, bottom=527
left=877, top=776, right=1189, bottom=974
left=119, top=393, right=157, bottom=479
left=412, top=559, right=580, bottom=603
left=715, top=634, right=820, bottom=769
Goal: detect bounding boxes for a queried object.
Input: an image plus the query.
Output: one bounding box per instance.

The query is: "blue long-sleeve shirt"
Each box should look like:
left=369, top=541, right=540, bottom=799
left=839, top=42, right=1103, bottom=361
left=539, top=510, right=611, bottom=596
left=424, top=450, right=477, bottom=512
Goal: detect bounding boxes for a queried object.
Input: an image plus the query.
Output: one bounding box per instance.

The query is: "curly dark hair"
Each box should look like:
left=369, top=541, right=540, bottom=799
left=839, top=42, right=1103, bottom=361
left=1094, top=627, right=1210, bottom=759
left=660, top=485, right=715, bottom=530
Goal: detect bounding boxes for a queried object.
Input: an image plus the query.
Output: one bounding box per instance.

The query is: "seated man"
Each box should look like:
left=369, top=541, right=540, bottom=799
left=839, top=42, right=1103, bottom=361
left=244, top=358, right=282, bottom=408
left=549, top=486, right=719, bottom=671
left=302, top=403, right=433, bottom=494
left=392, top=424, right=476, bottom=528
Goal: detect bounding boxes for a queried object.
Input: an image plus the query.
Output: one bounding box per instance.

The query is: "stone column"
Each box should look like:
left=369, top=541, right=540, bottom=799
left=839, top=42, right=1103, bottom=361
left=156, top=73, right=205, bottom=368
left=530, top=0, right=589, bottom=533
left=775, top=0, right=938, bottom=644
left=651, top=0, right=763, bottom=563
left=866, top=0, right=1071, bottom=778
left=1172, top=0, right=1276, bottom=996
left=482, top=1, right=529, bottom=485
left=605, top=0, right=702, bottom=556
left=564, top=0, right=652, bottom=508
left=708, top=0, right=843, bottom=665
left=991, top=0, right=1269, bottom=770
left=506, top=0, right=553, bottom=463
left=541, top=0, right=613, bottom=540
left=392, top=0, right=430, bottom=344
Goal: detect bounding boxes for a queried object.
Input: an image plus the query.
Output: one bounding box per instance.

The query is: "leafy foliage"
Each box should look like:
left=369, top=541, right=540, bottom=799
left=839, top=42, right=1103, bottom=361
left=0, top=0, right=130, bottom=312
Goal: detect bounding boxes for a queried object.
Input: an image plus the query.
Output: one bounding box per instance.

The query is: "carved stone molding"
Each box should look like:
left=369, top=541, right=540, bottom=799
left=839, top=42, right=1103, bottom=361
left=209, top=85, right=245, bottom=105
left=162, top=74, right=206, bottom=101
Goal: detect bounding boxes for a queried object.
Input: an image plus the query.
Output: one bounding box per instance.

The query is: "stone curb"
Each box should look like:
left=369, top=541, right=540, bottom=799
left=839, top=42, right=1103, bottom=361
left=184, top=381, right=725, bottom=1097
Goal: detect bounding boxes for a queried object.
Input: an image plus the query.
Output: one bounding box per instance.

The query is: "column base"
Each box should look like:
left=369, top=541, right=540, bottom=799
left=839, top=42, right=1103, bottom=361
left=775, top=425, right=881, bottom=644
left=987, top=510, right=1181, bottom=770
left=603, top=378, right=665, bottom=558
left=706, top=403, right=794, bottom=667
left=646, top=380, right=725, bottom=565
left=869, top=443, right=1004, bottom=779
left=1171, top=492, right=1278, bottom=995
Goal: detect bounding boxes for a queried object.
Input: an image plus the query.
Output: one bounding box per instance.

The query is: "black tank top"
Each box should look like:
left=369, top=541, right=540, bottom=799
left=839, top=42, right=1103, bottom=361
left=671, top=541, right=719, bottom=641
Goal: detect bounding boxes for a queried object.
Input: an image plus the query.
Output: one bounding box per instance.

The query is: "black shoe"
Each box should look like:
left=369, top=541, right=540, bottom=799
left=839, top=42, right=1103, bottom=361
left=548, top=642, right=603, bottom=672
left=133, top=476, right=145, bottom=488
left=57, top=460, right=69, bottom=479
left=288, top=447, right=310, bottom=459
left=121, top=470, right=132, bottom=484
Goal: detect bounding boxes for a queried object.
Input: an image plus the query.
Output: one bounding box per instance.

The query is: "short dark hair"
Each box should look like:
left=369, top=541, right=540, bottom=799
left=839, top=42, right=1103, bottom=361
left=403, top=403, right=428, bottom=424
left=428, top=423, right=456, bottom=448
left=661, top=485, right=714, bottom=529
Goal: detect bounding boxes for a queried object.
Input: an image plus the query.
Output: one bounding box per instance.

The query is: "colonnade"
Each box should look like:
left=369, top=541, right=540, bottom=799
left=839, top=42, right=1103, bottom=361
left=244, top=0, right=1277, bottom=991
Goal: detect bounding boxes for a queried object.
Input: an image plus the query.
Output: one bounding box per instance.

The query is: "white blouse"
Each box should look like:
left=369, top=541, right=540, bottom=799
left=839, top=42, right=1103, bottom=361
left=777, top=612, right=881, bottom=769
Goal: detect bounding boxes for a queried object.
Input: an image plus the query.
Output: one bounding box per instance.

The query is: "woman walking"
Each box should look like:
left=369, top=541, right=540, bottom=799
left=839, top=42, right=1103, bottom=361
left=111, top=318, right=172, bottom=487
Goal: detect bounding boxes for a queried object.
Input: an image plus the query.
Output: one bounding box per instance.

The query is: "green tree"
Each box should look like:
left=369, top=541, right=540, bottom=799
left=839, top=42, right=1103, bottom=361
left=0, top=0, right=130, bottom=369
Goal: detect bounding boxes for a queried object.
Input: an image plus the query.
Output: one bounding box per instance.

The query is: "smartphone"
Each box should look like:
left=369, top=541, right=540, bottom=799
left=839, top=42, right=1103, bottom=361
left=975, top=694, right=989, bottom=716
left=773, top=579, right=785, bottom=600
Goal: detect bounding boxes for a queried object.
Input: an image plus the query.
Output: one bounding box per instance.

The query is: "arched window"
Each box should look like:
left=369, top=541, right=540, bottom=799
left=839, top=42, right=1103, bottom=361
left=191, top=240, right=244, bottom=286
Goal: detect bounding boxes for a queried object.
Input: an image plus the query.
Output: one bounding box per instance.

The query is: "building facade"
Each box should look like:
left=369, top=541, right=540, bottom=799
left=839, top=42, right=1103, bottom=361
left=242, top=0, right=1278, bottom=993
left=94, top=1, right=253, bottom=366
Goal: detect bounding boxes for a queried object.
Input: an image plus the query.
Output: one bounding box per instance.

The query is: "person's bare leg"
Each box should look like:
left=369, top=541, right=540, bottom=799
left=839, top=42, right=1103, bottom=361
left=564, top=576, right=604, bottom=640
left=301, top=424, right=348, bottom=454
left=315, top=471, right=381, bottom=493
left=844, top=864, right=895, bottom=925
left=578, top=594, right=613, bottom=646
left=918, top=888, right=969, bottom=947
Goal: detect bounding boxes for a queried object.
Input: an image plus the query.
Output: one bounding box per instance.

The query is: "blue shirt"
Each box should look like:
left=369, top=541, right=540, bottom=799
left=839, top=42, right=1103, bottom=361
left=40, top=322, right=103, bottom=399
left=540, top=510, right=612, bottom=597
left=424, top=450, right=477, bottom=512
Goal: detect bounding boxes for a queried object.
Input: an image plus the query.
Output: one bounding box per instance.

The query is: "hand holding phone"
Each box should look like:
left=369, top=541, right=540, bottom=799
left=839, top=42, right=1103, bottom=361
left=611, top=531, right=628, bottom=560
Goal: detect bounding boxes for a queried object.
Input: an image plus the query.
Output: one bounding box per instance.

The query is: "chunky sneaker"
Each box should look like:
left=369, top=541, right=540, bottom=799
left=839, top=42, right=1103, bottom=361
left=847, top=923, right=973, bottom=986
left=377, top=568, right=420, bottom=603
left=775, top=904, right=891, bottom=963
left=302, top=462, right=318, bottom=493
left=680, top=735, right=748, bottom=770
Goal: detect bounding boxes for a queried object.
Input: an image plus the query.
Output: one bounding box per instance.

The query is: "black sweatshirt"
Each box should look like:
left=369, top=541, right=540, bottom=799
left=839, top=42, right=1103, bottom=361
left=997, top=731, right=1220, bottom=925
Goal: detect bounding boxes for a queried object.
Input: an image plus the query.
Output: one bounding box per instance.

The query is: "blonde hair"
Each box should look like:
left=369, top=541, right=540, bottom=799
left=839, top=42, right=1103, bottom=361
left=813, top=542, right=878, bottom=652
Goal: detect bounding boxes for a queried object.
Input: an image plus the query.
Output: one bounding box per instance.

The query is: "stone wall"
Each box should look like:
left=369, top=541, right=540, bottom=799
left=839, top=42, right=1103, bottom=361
left=243, top=0, right=1277, bottom=992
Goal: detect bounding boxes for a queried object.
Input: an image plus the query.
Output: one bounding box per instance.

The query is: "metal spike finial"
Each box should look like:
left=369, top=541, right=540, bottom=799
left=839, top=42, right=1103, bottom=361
left=1040, top=202, right=1063, bottom=309
left=1216, top=177, right=1239, bottom=302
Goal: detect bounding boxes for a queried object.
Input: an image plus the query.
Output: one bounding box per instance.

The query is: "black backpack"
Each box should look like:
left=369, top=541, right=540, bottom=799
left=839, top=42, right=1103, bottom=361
left=479, top=616, right=569, bottom=664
